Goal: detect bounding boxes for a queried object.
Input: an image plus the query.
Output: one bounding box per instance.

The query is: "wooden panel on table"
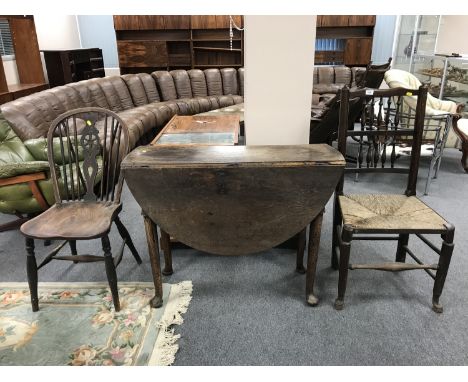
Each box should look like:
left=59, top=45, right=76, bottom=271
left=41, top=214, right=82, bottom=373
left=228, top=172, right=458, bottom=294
left=9, top=17, right=45, bottom=84
left=348, top=15, right=376, bottom=26
left=319, top=16, right=349, bottom=27
left=344, top=37, right=373, bottom=65
left=117, top=41, right=168, bottom=67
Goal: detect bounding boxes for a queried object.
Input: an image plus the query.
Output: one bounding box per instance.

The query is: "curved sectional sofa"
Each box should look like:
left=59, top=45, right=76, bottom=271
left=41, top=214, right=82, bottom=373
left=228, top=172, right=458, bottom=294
left=0, top=67, right=245, bottom=149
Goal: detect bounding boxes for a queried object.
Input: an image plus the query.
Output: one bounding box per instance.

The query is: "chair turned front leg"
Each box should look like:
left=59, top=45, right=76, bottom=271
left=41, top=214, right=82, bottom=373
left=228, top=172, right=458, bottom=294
left=432, top=228, right=455, bottom=313
left=296, top=227, right=307, bottom=274
left=461, top=141, right=468, bottom=173
left=102, top=235, right=120, bottom=312
left=334, top=226, right=353, bottom=311
left=26, top=237, right=39, bottom=312
left=115, top=217, right=142, bottom=265
left=69, top=240, right=78, bottom=264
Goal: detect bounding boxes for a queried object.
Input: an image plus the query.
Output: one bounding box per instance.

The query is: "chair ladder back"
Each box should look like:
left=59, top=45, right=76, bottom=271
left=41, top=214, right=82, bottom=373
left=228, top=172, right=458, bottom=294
left=337, top=85, right=428, bottom=195
left=47, top=107, right=130, bottom=204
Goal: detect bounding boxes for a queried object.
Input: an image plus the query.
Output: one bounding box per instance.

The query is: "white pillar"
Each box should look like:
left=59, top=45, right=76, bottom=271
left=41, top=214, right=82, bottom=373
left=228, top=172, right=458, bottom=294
left=244, top=16, right=316, bottom=145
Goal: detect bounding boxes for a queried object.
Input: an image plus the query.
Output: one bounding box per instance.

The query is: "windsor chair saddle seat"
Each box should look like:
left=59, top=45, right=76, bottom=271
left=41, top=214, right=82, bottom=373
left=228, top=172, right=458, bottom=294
left=21, top=201, right=122, bottom=240
left=338, top=194, right=448, bottom=232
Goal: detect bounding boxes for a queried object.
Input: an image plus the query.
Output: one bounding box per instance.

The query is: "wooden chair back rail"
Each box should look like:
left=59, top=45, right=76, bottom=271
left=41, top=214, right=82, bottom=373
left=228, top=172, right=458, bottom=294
left=47, top=107, right=130, bottom=204
left=338, top=85, right=428, bottom=196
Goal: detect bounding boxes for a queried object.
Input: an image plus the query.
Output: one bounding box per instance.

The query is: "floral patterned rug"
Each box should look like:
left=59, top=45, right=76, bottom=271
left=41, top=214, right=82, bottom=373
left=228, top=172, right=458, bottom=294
left=0, top=281, right=192, bottom=366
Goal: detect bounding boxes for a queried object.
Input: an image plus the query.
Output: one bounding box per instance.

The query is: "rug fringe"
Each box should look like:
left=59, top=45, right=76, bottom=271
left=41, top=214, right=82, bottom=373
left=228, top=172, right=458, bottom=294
left=149, top=280, right=193, bottom=366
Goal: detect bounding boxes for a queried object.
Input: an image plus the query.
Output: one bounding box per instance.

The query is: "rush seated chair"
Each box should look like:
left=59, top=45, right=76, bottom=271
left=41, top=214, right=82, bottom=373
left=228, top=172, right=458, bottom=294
left=20, top=107, right=142, bottom=312
left=332, top=85, right=455, bottom=313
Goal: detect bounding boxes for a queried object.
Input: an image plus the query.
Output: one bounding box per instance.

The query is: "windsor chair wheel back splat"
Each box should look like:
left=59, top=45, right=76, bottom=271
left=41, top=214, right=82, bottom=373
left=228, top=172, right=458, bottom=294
left=20, top=107, right=142, bottom=312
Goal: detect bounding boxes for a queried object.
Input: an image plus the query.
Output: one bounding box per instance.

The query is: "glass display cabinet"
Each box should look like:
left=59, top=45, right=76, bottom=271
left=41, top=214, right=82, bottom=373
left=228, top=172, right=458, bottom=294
left=392, top=15, right=441, bottom=71
left=411, top=54, right=468, bottom=112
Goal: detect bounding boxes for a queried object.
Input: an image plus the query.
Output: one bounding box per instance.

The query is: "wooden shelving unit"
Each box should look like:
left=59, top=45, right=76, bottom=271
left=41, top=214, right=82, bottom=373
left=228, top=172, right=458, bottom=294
left=0, top=15, right=48, bottom=105
left=315, top=15, right=375, bottom=66
left=42, top=48, right=105, bottom=87
left=113, top=15, right=244, bottom=74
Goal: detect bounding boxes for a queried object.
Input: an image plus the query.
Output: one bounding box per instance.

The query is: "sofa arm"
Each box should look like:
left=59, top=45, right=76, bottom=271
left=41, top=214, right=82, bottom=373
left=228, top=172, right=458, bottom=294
left=0, top=161, right=51, bottom=179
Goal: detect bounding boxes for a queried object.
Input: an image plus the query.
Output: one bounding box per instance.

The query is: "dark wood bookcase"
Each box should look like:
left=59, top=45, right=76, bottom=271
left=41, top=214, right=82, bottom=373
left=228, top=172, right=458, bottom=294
left=0, top=16, right=48, bottom=105
left=315, top=15, right=375, bottom=66
left=42, top=48, right=105, bottom=87
left=113, top=15, right=244, bottom=74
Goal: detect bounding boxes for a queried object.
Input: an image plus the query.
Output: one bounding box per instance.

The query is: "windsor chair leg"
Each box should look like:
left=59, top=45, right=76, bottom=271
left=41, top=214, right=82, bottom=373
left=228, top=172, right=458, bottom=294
left=115, top=216, right=142, bottom=264
left=102, top=235, right=120, bottom=312
left=69, top=240, right=78, bottom=264
left=26, top=237, right=39, bottom=312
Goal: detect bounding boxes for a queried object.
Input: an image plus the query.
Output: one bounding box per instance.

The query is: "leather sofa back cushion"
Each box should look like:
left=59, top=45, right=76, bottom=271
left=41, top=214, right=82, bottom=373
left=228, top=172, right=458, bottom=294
left=24, top=136, right=85, bottom=164
left=334, top=67, right=352, bottom=85
left=188, top=69, right=208, bottom=97
left=220, top=68, right=238, bottom=95
left=171, top=70, right=193, bottom=99
left=238, top=68, right=244, bottom=96
left=152, top=71, right=177, bottom=101
left=95, top=76, right=134, bottom=112
left=121, top=74, right=150, bottom=106
left=0, top=113, right=35, bottom=164
left=204, top=69, right=223, bottom=96
left=316, top=67, right=335, bottom=84
left=137, top=73, right=161, bottom=102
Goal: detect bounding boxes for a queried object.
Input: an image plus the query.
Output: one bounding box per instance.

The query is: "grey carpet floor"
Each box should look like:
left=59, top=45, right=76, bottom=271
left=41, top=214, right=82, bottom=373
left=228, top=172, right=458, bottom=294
left=1, top=148, right=467, bottom=365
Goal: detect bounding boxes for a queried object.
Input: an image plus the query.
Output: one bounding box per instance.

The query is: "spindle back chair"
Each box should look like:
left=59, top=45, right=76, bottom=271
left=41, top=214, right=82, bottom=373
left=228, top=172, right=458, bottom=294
left=332, top=85, right=456, bottom=313
left=21, top=107, right=142, bottom=312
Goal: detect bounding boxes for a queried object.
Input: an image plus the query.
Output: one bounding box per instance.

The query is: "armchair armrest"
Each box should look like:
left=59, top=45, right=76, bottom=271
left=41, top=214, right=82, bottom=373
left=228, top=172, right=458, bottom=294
left=0, top=161, right=51, bottom=179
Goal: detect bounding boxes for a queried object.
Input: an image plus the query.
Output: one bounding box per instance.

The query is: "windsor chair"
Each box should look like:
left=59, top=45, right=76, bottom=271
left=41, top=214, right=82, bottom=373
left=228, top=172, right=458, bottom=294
left=20, top=107, right=142, bottom=312
left=332, top=85, right=455, bottom=313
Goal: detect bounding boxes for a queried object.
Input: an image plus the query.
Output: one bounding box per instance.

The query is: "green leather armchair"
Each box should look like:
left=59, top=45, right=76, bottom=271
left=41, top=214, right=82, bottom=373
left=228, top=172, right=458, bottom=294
left=0, top=113, right=55, bottom=231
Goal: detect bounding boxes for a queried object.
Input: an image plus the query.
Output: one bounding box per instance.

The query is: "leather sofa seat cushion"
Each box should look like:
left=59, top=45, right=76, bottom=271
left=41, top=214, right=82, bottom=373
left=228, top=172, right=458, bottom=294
left=204, top=69, right=223, bottom=96
left=313, top=84, right=343, bottom=94
left=171, top=70, right=193, bottom=99
left=152, top=71, right=178, bottom=101
left=188, top=69, right=208, bottom=97
left=0, top=179, right=55, bottom=214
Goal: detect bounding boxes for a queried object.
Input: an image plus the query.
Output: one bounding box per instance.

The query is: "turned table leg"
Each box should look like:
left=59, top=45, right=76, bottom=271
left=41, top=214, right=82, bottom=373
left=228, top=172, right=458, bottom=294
left=160, top=229, right=174, bottom=275
left=306, top=210, right=324, bottom=306
left=143, top=215, right=163, bottom=308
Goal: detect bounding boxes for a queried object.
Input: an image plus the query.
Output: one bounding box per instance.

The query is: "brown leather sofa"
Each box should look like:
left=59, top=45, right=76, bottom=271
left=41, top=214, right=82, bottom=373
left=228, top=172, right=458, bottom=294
left=312, top=66, right=365, bottom=106
left=0, top=67, right=244, bottom=150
